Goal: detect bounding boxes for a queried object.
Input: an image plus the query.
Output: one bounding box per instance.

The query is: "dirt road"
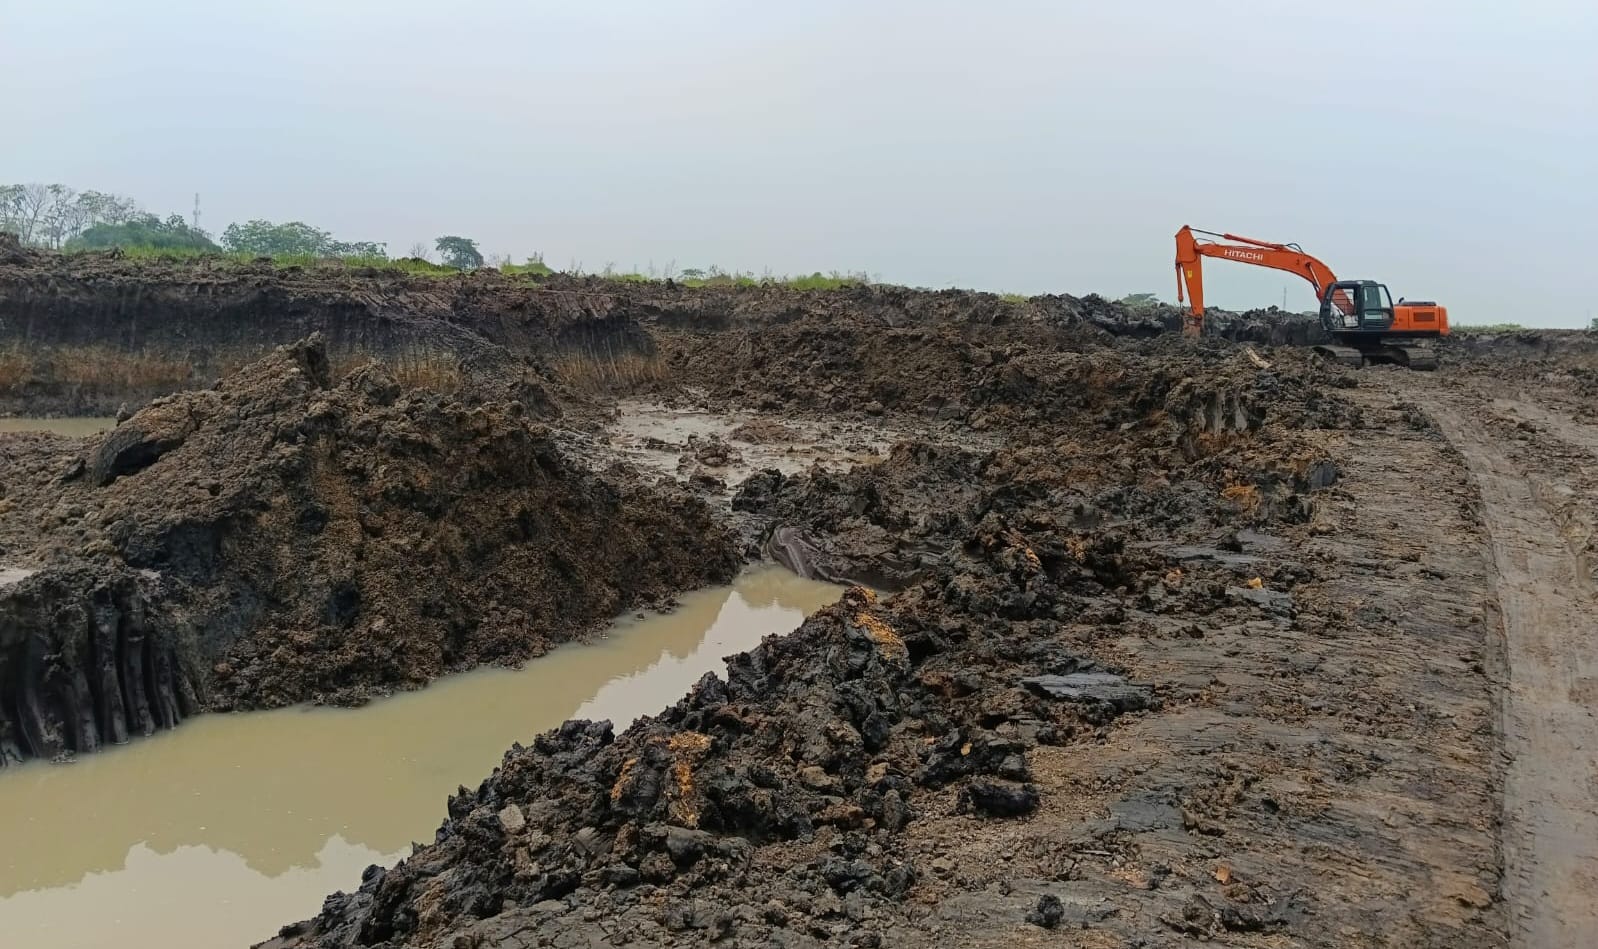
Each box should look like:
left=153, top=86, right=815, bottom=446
left=1418, top=372, right=1598, bottom=949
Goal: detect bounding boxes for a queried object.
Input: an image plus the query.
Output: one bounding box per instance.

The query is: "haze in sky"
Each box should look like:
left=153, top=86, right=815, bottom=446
left=5, top=1, right=1595, bottom=325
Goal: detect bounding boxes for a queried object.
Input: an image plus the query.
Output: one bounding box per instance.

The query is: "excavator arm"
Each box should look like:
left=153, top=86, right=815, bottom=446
left=1174, top=225, right=1342, bottom=334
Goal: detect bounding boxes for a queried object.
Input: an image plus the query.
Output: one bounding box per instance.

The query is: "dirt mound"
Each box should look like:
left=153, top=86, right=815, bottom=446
left=0, top=252, right=642, bottom=359
left=0, top=231, right=32, bottom=266
left=1202, top=307, right=1328, bottom=345
left=732, top=347, right=1347, bottom=592
left=735, top=442, right=989, bottom=589
left=545, top=275, right=1319, bottom=345
left=0, top=337, right=740, bottom=764
left=1443, top=329, right=1598, bottom=367
left=727, top=418, right=801, bottom=444
left=649, top=311, right=1355, bottom=432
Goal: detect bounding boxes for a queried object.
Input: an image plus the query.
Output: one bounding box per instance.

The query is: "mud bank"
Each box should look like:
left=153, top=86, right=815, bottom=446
left=0, top=568, right=840, bottom=949
left=0, top=239, right=648, bottom=416
left=0, top=337, right=739, bottom=764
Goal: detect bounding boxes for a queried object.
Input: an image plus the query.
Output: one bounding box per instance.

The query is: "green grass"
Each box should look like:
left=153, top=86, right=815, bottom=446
left=110, top=245, right=233, bottom=262
left=77, top=246, right=463, bottom=275
left=552, top=265, right=876, bottom=291
left=1454, top=323, right=1527, bottom=333
left=760, top=271, right=867, bottom=291
left=678, top=270, right=871, bottom=290
left=502, top=257, right=555, bottom=277
left=64, top=244, right=888, bottom=290
left=66, top=247, right=1044, bottom=299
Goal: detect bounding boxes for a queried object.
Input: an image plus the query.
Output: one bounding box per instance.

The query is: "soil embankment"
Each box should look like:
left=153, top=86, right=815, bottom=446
left=0, top=336, right=739, bottom=764
left=0, top=241, right=1321, bottom=416
left=0, top=240, right=644, bottom=416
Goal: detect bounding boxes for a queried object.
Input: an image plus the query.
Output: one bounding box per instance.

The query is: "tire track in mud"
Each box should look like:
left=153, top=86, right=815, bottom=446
left=1428, top=394, right=1598, bottom=949
left=1485, top=396, right=1598, bottom=587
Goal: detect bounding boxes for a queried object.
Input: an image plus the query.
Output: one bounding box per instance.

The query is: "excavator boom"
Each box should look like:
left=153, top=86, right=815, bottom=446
left=1174, top=226, right=1340, bottom=333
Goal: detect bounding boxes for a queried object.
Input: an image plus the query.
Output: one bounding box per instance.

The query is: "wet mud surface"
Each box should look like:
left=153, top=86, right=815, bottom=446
left=1, top=249, right=1593, bottom=947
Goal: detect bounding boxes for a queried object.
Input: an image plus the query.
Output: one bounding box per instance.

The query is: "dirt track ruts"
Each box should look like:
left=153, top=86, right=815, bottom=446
left=1426, top=383, right=1598, bottom=948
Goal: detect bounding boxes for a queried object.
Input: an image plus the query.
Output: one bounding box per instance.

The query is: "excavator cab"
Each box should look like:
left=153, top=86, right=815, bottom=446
left=1317, top=279, right=1438, bottom=370
left=1319, top=280, right=1393, bottom=332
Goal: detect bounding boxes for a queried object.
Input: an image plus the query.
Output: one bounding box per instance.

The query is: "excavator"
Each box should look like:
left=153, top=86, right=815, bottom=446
left=1173, top=225, right=1448, bottom=369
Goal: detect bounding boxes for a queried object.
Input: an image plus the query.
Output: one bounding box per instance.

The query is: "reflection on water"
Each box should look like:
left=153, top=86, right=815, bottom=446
left=0, top=567, right=841, bottom=949
left=0, top=417, right=116, bottom=436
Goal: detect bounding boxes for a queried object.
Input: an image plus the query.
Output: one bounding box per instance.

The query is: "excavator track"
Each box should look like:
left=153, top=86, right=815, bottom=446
left=1312, top=344, right=1367, bottom=369
left=1313, top=341, right=1439, bottom=371
left=1390, top=344, right=1439, bottom=371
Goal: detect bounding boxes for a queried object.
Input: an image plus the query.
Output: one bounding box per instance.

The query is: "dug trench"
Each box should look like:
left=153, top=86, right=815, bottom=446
left=0, top=250, right=1546, bottom=947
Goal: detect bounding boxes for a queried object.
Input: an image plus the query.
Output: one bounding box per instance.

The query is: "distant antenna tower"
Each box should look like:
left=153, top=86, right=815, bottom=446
left=192, top=193, right=201, bottom=230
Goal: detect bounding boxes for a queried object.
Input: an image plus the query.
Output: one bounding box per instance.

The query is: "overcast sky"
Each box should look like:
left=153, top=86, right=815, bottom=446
left=5, top=1, right=1595, bottom=324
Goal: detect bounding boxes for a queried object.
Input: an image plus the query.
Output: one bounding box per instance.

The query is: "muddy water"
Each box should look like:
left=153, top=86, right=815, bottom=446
left=608, top=400, right=891, bottom=484
left=0, top=567, right=841, bottom=949
left=0, top=416, right=116, bottom=436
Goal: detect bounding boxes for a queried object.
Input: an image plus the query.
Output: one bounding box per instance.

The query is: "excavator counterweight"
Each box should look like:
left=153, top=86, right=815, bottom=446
left=1174, top=226, right=1447, bottom=369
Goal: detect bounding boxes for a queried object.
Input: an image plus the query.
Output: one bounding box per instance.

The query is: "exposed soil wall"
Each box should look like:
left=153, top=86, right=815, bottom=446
left=0, top=246, right=649, bottom=415
left=0, top=247, right=1322, bottom=416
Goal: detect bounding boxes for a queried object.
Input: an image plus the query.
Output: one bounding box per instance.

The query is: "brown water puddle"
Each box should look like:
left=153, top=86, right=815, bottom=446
left=0, top=567, right=841, bottom=948
left=0, top=417, right=116, bottom=436
left=604, top=399, right=895, bottom=486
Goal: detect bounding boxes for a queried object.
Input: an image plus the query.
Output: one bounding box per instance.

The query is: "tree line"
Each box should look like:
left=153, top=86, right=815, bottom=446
left=0, top=184, right=214, bottom=251
left=0, top=182, right=485, bottom=268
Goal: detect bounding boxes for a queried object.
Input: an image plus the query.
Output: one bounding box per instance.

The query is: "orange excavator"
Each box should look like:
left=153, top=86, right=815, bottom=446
left=1174, top=225, right=1448, bottom=369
